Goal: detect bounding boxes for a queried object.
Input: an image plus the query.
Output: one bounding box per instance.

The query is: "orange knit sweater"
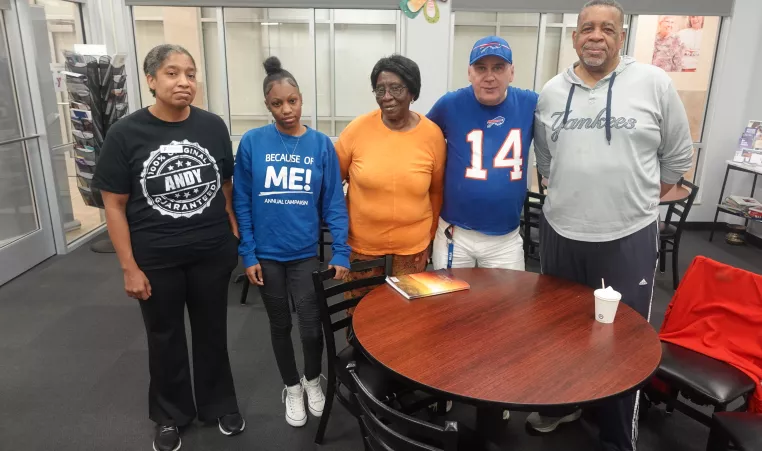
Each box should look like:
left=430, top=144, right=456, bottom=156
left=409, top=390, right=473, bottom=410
left=335, top=110, right=446, bottom=256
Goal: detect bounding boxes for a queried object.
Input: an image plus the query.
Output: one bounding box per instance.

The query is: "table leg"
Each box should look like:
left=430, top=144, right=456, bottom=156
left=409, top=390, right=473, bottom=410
left=744, top=174, right=758, bottom=230
left=710, top=165, right=732, bottom=242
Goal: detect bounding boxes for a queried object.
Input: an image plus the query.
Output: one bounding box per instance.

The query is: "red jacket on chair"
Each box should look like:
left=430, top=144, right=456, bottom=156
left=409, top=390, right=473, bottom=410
left=659, top=256, right=762, bottom=413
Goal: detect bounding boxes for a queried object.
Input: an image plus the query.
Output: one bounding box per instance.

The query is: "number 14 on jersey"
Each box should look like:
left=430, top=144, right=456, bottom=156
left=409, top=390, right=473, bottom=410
left=465, top=128, right=523, bottom=181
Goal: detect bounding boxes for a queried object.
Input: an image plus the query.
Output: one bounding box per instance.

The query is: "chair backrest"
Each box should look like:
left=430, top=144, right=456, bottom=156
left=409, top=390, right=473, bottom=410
left=536, top=167, right=546, bottom=195
left=349, top=363, right=459, bottom=451
left=664, top=178, right=699, bottom=240
left=523, top=191, right=546, bottom=252
left=312, top=256, right=393, bottom=358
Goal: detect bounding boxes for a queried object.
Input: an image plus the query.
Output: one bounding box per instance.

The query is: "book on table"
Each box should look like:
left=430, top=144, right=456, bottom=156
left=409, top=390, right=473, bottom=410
left=386, top=270, right=470, bottom=300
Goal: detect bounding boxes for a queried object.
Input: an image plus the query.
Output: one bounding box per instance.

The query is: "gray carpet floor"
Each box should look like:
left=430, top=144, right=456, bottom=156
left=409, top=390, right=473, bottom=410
left=0, top=229, right=760, bottom=451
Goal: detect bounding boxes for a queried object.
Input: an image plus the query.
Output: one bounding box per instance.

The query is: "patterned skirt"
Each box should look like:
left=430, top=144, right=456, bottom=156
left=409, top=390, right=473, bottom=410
left=344, top=248, right=430, bottom=315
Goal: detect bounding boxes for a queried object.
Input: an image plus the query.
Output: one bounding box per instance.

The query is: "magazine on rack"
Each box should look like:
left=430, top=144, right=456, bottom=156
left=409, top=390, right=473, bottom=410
left=735, top=120, right=762, bottom=165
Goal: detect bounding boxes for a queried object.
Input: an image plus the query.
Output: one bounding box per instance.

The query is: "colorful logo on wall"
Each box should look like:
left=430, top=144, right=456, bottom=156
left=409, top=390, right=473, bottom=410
left=400, top=0, right=445, bottom=23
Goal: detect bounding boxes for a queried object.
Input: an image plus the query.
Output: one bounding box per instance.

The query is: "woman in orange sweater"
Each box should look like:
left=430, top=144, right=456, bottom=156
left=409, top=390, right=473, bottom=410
left=335, top=55, right=446, bottom=299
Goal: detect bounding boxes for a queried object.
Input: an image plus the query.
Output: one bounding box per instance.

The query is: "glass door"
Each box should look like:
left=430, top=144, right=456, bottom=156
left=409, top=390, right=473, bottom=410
left=0, top=0, right=56, bottom=285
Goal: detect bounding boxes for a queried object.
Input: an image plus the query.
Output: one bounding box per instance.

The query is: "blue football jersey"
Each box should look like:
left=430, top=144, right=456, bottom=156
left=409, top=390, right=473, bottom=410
left=427, top=85, right=538, bottom=235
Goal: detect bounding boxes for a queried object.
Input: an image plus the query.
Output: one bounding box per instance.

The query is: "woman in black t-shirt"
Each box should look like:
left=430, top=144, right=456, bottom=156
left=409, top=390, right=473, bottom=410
left=93, top=44, right=244, bottom=451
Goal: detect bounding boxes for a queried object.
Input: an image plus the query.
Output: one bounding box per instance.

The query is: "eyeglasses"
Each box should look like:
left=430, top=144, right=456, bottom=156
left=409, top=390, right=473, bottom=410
left=373, top=85, right=408, bottom=98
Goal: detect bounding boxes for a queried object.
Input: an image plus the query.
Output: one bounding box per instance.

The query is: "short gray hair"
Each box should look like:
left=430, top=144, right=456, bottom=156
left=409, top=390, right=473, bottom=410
left=580, top=0, right=625, bottom=27
left=143, top=44, right=196, bottom=97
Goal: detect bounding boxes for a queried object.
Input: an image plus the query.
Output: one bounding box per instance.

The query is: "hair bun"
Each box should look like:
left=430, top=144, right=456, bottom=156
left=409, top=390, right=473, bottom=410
left=263, top=56, right=283, bottom=75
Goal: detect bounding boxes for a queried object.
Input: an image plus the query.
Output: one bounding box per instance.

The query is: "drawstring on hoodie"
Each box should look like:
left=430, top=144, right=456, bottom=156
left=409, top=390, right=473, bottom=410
left=561, top=70, right=618, bottom=145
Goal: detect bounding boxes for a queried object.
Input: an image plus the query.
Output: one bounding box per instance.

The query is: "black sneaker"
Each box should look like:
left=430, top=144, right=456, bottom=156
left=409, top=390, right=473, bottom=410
left=153, top=425, right=181, bottom=451
left=218, top=412, right=246, bottom=436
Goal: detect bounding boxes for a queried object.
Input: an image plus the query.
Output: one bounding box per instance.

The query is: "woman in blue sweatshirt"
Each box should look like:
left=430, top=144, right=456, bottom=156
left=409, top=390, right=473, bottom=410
left=233, top=56, right=350, bottom=428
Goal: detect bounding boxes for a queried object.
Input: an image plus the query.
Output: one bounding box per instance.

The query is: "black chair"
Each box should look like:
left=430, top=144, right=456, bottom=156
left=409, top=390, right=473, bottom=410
left=643, top=342, right=756, bottom=427
left=348, top=362, right=460, bottom=451
left=536, top=167, right=546, bottom=196
left=706, top=412, right=762, bottom=451
left=312, top=256, right=415, bottom=444
left=238, top=269, right=296, bottom=312
left=521, top=191, right=546, bottom=262
left=318, top=225, right=333, bottom=263
left=659, top=178, right=699, bottom=290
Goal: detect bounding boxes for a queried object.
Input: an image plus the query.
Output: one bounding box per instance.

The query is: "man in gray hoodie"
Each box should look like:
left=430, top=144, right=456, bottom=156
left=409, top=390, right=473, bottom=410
left=531, top=0, right=693, bottom=450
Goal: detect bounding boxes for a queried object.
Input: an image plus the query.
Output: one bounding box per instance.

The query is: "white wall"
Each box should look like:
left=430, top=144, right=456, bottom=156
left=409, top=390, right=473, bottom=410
left=404, top=0, right=451, bottom=115
left=688, top=0, right=762, bottom=239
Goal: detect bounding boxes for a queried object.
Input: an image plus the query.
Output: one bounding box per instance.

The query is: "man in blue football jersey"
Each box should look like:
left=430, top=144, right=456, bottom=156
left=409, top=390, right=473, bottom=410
left=427, top=36, right=538, bottom=272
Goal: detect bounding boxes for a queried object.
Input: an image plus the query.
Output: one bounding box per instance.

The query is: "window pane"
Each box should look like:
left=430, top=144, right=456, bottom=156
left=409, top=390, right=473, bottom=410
left=498, top=13, right=539, bottom=26
left=224, top=8, right=265, bottom=21
left=539, top=27, right=561, bottom=89
left=336, top=120, right=352, bottom=135
left=455, top=12, right=497, bottom=24
left=451, top=25, right=494, bottom=91
left=334, top=24, right=395, bottom=118
left=546, top=13, right=563, bottom=24
left=452, top=17, right=538, bottom=91
left=201, top=22, right=225, bottom=117
left=266, top=8, right=313, bottom=21
left=334, top=9, right=397, bottom=24
left=317, top=120, right=333, bottom=135
left=201, top=7, right=216, bottom=19
left=36, top=0, right=85, bottom=147
left=133, top=19, right=164, bottom=107
left=316, top=23, right=331, bottom=120
left=632, top=15, right=720, bottom=142
left=499, top=25, right=539, bottom=90
left=315, top=9, right=330, bottom=21
left=0, top=141, right=38, bottom=248
left=232, top=118, right=269, bottom=135
left=225, top=13, right=314, bottom=131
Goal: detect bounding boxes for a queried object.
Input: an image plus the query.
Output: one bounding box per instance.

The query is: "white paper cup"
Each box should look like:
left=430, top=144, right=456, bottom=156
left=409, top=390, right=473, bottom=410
left=594, top=287, right=622, bottom=324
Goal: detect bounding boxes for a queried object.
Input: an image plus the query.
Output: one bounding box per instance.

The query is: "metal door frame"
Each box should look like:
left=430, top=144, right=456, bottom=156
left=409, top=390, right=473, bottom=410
left=0, top=0, right=57, bottom=285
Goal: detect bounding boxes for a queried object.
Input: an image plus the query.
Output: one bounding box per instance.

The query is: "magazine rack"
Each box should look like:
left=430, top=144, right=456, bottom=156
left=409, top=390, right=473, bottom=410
left=709, top=160, right=762, bottom=242
left=62, top=51, right=129, bottom=253
left=62, top=51, right=129, bottom=209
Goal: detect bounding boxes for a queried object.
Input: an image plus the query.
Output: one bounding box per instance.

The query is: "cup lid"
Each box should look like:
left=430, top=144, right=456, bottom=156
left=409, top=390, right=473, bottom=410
left=594, top=286, right=622, bottom=301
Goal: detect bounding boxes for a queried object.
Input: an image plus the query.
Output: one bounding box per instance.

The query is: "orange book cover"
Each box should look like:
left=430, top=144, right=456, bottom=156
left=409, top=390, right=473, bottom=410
left=386, top=270, right=470, bottom=300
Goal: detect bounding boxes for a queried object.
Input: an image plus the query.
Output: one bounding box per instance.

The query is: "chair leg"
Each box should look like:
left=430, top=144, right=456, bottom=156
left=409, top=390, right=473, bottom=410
left=672, top=244, right=680, bottom=290
left=706, top=424, right=729, bottom=451
left=240, top=281, right=249, bottom=305
left=315, top=370, right=337, bottom=444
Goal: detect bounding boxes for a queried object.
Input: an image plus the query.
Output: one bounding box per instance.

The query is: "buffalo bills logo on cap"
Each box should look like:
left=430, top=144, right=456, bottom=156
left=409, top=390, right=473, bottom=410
left=478, top=42, right=510, bottom=54
left=487, top=116, right=505, bottom=128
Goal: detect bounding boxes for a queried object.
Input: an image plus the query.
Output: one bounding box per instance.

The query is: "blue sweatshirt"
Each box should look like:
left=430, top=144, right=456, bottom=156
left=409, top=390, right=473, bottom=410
left=233, top=124, right=351, bottom=269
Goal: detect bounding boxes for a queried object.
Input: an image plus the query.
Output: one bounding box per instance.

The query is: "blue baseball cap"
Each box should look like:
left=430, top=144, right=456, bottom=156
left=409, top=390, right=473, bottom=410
left=469, top=36, right=513, bottom=65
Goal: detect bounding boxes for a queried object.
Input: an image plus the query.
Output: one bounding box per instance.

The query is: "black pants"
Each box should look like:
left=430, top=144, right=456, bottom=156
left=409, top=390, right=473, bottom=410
left=540, top=214, right=659, bottom=451
left=259, top=257, right=323, bottom=387
left=140, top=238, right=240, bottom=427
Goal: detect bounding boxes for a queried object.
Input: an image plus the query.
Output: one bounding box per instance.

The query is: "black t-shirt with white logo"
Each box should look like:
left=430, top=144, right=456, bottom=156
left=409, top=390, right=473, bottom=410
left=93, top=106, right=235, bottom=270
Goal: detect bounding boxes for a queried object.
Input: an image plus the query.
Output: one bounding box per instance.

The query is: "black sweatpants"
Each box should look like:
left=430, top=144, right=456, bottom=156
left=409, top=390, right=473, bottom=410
left=258, top=257, right=323, bottom=387
left=139, top=237, right=240, bottom=427
left=540, top=214, right=659, bottom=451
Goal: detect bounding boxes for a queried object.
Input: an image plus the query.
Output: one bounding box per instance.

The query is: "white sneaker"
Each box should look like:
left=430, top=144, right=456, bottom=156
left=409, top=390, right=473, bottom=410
left=282, top=384, right=307, bottom=427
left=526, top=409, right=582, bottom=433
left=301, top=375, right=327, bottom=417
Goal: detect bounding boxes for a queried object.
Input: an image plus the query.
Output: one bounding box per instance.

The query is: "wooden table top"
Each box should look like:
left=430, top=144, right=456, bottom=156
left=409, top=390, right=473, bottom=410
left=353, top=269, right=662, bottom=409
left=660, top=185, right=691, bottom=205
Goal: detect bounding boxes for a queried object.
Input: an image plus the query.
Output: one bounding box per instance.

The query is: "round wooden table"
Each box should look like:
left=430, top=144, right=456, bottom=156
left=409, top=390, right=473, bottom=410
left=353, top=268, right=662, bottom=411
left=660, top=185, right=691, bottom=205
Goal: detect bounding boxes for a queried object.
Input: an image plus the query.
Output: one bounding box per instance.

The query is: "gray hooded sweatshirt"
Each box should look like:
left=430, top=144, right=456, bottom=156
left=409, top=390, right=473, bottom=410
left=533, top=56, right=693, bottom=242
